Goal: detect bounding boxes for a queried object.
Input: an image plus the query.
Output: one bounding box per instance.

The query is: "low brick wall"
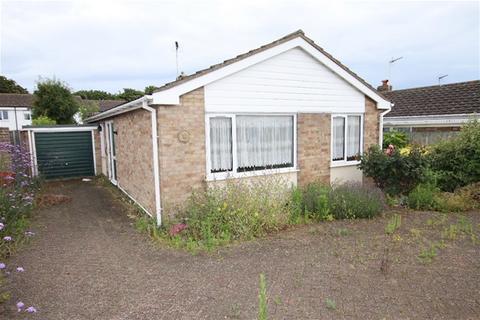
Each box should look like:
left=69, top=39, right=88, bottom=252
left=0, top=128, right=10, bottom=143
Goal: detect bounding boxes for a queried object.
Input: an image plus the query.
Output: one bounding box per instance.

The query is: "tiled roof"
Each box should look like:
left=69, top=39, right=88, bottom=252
left=94, top=100, right=126, bottom=112
left=0, top=93, right=34, bottom=108
left=154, top=30, right=385, bottom=98
left=384, top=80, right=480, bottom=117
left=0, top=93, right=124, bottom=112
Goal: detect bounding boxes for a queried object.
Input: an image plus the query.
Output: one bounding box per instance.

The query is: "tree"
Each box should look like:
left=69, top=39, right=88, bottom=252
left=78, top=100, right=100, bottom=121
left=74, top=89, right=116, bottom=100
left=116, top=88, right=144, bottom=102
left=33, top=78, right=79, bottom=124
left=0, top=75, right=28, bottom=93
left=32, top=116, right=56, bottom=126
left=144, top=85, right=157, bottom=95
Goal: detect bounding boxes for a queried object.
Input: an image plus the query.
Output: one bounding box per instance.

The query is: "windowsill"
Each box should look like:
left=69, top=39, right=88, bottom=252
left=330, top=160, right=361, bottom=168
left=206, top=167, right=299, bottom=182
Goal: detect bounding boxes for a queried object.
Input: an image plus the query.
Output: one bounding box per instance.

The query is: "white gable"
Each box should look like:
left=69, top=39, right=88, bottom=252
left=204, top=47, right=365, bottom=114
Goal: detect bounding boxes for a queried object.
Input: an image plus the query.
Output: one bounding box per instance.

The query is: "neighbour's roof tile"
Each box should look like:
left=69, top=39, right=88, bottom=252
left=384, top=80, right=480, bottom=117
left=0, top=93, right=34, bottom=108
left=0, top=93, right=124, bottom=112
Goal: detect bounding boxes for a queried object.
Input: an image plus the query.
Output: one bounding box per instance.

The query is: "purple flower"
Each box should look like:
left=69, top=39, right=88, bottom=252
left=0, top=262, right=5, bottom=269
left=0, top=222, right=4, bottom=230
left=16, top=266, right=25, bottom=272
left=3, top=236, right=12, bottom=241
left=26, top=306, right=37, bottom=313
left=16, top=301, right=24, bottom=312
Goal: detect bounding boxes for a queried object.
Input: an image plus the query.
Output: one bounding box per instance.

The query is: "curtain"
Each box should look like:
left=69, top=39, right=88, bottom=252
left=236, top=116, right=293, bottom=170
left=210, top=117, right=233, bottom=172
left=332, top=117, right=345, bottom=161
left=347, top=116, right=361, bottom=160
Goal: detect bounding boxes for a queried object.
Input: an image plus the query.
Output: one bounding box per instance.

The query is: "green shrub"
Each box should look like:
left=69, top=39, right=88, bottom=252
left=407, top=183, right=440, bottom=211
left=383, top=130, right=408, bottom=149
left=329, top=183, right=385, bottom=219
left=428, top=120, right=480, bottom=192
left=290, top=182, right=385, bottom=221
left=174, top=177, right=292, bottom=248
left=359, top=145, right=428, bottom=195
left=407, top=182, right=478, bottom=212
left=300, top=182, right=331, bottom=221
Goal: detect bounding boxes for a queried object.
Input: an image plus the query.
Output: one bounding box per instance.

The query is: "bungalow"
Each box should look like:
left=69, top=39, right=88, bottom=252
left=381, top=80, right=480, bottom=145
left=86, top=30, right=392, bottom=225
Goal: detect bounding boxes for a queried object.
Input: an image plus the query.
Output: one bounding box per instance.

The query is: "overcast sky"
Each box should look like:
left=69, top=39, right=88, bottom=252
left=0, top=0, right=479, bottom=94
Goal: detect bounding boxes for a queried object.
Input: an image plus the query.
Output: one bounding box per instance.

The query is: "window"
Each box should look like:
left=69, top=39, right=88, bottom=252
left=209, top=117, right=233, bottom=173
left=332, top=115, right=362, bottom=163
left=24, top=113, right=31, bottom=120
left=208, top=115, right=295, bottom=178
left=0, top=111, right=8, bottom=120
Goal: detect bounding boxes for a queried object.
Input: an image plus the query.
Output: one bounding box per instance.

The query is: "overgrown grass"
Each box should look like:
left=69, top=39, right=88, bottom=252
left=407, top=182, right=480, bottom=212
left=152, top=180, right=385, bottom=251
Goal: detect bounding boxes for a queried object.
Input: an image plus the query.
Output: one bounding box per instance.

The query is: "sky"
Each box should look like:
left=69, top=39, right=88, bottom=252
left=0, top=0, right=479, bottom=94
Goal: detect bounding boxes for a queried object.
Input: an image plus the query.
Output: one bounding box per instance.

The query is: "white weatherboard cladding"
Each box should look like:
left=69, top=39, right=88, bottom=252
left=204, top=47, right=365, bottom=114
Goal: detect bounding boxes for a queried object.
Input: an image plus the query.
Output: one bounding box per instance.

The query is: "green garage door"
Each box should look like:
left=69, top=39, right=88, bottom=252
left=35, top=131, right=94, bottom=179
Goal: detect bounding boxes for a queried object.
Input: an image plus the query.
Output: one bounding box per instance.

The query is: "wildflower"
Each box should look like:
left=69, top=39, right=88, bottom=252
left=16, top=301, right=24, bottom=312
left=25, top=306, right=37, bottom=313
left=3, top=236, right=12, bottom=241
left=16, top=266, right=25, bottom=272
left=0, top=262, right=6, bottom=269
left=0, top=222, right=4, bottom=230
left=169, top=223, right=187, bottom=236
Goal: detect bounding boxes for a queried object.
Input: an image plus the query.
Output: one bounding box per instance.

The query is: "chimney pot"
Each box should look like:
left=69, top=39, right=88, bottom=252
left=377, top=79, right=392, bottom=92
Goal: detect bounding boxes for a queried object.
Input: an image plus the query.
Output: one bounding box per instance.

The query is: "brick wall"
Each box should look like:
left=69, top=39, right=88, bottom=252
left=364, top=96, right=381, bottom=150
left=157, top=88, right=206, bottom=216
left=0, top=128, right=10, bottom=143
left=297, top=113, right=331, bottom=186
left=93, top=129, right=101, bottom=175
left=114, top=109, right=156, bottom=215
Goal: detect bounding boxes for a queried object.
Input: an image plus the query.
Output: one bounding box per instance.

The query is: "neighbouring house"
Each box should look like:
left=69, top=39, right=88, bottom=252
left=0, top=93, right=33, bottom=131
left=381, top=80, right=480, bottom=145
left=86, top=30, right=392, bottom=224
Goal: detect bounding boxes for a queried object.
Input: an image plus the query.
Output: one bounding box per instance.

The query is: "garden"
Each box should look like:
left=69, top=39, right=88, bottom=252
left=0, top=142, right=39, bottom=314
left=136, top=120, right=480, bottom=255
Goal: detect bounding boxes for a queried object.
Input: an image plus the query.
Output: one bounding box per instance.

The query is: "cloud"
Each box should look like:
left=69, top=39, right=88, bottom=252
left=1, top=0, right=478, bottom=93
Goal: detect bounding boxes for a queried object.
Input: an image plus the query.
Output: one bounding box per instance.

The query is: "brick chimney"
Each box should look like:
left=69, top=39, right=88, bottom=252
left=377, top=80, right=392, bottom=92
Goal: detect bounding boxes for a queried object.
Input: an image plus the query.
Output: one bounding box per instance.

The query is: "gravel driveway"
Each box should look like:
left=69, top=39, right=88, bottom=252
left=6, top=180, right=480, bottom=319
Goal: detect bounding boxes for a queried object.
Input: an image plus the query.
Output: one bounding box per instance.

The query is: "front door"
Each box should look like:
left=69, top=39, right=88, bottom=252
left=106, top=121, right=117, bottom=184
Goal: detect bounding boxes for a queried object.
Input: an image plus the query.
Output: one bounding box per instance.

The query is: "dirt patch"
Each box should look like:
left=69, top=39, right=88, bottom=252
left=4, top=180, right=480, bottom=319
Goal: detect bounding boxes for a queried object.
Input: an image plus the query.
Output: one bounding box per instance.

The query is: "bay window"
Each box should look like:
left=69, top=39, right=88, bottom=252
left=207, top=114, right=295, bottom=178
left=332, top=115, right=363, bottom=163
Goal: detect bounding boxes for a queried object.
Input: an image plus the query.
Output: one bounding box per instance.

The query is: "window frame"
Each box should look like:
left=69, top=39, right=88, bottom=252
left=330, top=113, right=364, bottom=167
left=24, top=112, right=31, bottom=120
left=0, top=110, right=8, bottom=121
left=205, top=113, right=297, bottom=181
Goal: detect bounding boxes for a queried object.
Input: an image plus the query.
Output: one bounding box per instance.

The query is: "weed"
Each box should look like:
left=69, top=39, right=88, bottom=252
left=418, top=244, right=438, bottom=263
left=336, top=228, right=350, bottom=237
left=273, top=296, right=282, bottom=306
left=258, top=273, right=268, bottom=320
left=385, top=214, right=402, bottom=235
left=409, top=228, right=422, bottom=238
left=325, top=298, right=336, bottom=310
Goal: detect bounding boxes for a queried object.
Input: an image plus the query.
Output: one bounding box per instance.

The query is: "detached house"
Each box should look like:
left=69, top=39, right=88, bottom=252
left=86, top=30, right=392, bottom=224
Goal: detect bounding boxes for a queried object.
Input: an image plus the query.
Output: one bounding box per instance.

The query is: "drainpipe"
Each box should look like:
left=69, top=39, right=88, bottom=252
left=379, top=104, right=393, bottom=146
left=141, top=98, right=162, bottom=226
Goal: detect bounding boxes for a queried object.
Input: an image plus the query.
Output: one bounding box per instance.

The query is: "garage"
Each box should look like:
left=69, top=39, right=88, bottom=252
left=25, top=125, right=98, bottom=179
